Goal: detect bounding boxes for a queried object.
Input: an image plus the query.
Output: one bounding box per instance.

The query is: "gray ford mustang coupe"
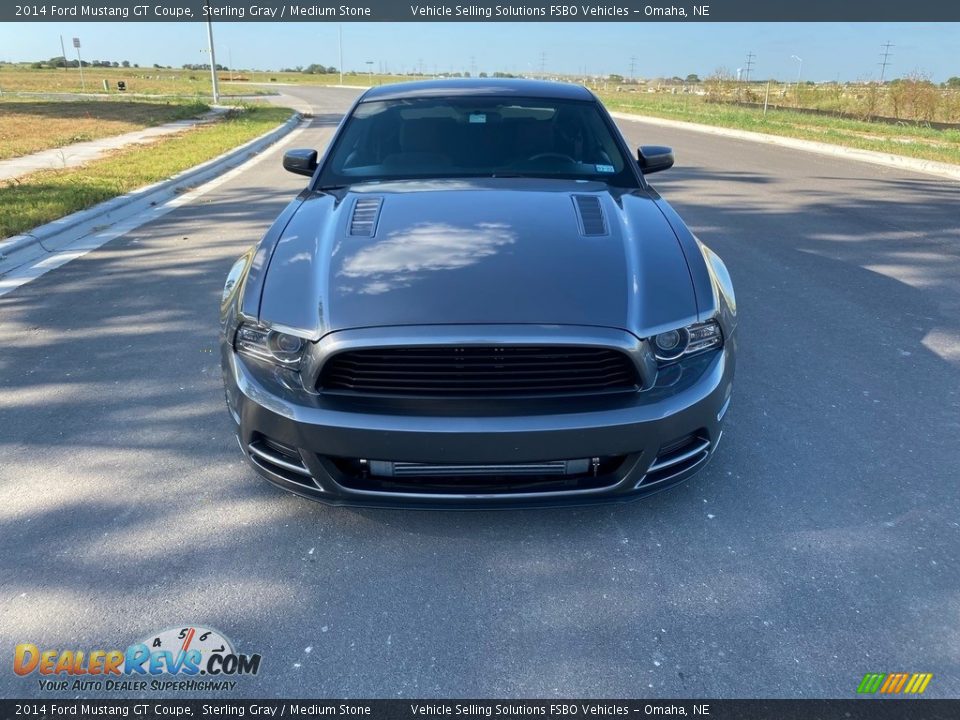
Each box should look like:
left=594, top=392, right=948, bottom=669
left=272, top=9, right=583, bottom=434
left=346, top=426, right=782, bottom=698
left=220, top=79, right=736, bottom=507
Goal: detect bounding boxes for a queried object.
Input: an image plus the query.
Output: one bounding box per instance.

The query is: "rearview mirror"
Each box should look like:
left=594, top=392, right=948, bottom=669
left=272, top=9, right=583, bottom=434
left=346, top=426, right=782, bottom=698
left=637, top=146, right=674, bottom=175
left=283, top=149, right=318, bottom=177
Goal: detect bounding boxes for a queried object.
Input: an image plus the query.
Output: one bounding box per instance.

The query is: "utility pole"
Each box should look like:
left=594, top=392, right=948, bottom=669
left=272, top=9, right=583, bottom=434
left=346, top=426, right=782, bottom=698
left=743, top=51, right=755, bottom=83
left=539, top=51, right=546, bottom=79
left=878, top=41, right=893, bottom=83
left=59, top=35, right=68, bottom=70
left=628, top=55, right=637, bottom=82
left=338, top=25, right=343, bottom=85
left=204, top=0, right=220, bottom=103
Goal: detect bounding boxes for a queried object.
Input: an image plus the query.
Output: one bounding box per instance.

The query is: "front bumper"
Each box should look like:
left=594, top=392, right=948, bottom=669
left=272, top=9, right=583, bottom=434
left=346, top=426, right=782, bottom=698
left=222, top=337, right=735, bottom=509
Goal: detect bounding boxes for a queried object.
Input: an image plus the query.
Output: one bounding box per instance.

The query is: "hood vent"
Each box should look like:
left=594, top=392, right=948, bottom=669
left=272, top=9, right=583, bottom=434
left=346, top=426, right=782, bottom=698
left=572, top=195, right=608, bottom=236
left=349, top=197, right=383, bottom=237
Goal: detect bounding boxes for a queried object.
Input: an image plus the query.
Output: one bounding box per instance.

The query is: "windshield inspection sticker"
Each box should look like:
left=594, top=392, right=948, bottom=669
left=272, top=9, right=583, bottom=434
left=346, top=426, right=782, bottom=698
left=595, top=164, right=615, bottom=173
left=469, top=113, right=487, bottom=123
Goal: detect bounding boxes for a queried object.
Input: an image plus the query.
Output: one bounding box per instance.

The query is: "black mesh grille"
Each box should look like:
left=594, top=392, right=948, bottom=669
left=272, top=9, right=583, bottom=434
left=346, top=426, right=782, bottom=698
left=319, top=346, right=639, bottom=397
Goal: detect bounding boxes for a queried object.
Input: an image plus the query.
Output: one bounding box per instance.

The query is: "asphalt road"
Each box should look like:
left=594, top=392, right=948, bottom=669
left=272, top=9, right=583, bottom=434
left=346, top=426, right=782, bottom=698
left=1, top=84, right=958, bottom=699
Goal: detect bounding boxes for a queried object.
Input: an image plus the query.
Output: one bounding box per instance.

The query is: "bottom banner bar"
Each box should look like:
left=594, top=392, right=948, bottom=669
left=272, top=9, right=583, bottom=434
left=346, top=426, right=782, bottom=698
left=2, top=699, right=958, bottom=720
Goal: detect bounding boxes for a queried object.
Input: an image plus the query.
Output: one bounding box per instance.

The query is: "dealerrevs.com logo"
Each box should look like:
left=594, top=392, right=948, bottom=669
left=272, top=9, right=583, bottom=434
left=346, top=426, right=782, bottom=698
left=14, top=626, right=262, bottom=692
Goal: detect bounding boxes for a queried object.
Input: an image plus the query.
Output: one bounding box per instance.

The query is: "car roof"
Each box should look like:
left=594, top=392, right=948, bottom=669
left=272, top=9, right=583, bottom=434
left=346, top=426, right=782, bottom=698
left=360, top=78, right=595, bottom=102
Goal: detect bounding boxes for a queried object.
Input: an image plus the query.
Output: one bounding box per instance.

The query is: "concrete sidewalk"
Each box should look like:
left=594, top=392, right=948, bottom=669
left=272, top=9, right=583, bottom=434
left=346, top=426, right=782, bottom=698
left=0, top=106, right=229, bottom=182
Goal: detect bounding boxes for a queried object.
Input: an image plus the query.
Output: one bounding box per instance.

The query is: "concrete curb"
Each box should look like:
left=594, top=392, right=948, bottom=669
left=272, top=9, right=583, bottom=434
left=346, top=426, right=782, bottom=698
left=0, top=111, right=304, bottom=275
left=609, top=111, right=960, bottom=183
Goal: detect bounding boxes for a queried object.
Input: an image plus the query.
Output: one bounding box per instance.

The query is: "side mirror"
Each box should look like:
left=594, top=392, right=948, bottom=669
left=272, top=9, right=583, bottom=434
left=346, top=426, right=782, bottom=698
left=637, top=146, right=674, bottom=175
left=283, top=149, right=318, bottom=177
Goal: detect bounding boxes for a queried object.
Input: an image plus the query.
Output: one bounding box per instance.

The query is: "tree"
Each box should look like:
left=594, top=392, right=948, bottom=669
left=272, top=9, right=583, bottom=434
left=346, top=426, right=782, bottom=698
left=122, top=60, right=130, bottom=68
left=685, top=73, right=700, bottom=83
left=945, top=76, right=960, bottom=89
left=705, top=68, right=733, bottom=101
left=889, top=72, right=939, bottom=121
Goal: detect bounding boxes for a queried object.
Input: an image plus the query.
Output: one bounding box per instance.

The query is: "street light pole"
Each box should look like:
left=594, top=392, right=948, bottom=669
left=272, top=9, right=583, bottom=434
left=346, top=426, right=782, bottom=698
left=205, top=1, right=220, bottom=103
left=73, top=37, right=86, bottom=91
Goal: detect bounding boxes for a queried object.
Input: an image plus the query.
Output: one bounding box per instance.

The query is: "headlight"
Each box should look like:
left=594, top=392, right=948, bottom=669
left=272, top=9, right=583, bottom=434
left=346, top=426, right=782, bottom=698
left=653, top=320, right=722, bottom=363
left=234, top=323, right=305, bottom=368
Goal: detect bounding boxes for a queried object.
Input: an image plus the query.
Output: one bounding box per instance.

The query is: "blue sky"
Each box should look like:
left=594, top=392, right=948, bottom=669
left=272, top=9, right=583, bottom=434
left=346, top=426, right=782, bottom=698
left=1, top=22, right=957, bottom=82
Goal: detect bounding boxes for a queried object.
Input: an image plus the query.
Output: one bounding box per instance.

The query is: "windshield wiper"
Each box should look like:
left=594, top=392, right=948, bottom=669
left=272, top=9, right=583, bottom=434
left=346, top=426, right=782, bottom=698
left=489, top=172, right=539, bottom=179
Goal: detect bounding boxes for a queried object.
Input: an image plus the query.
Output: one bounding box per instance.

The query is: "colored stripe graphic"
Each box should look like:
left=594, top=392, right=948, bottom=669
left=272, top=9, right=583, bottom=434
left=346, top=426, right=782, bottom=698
left=858, top=672, right=932, bottom=694
left=857, top=673, right=886, bottom=693
left=909, top=674, right=933, bottom=695
left=879, top=673, right=898, bottom=693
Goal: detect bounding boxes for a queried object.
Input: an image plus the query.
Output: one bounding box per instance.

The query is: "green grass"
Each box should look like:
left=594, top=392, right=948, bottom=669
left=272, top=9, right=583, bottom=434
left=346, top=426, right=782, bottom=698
left=0, top=105, right=292, bottom=238
left=0, top=64, right=274, bottom=97
left=596, top=91, right=960, bottom=165
left=0, top=98, right=209, bottom=160
left=0, top=64, right=420, bottom=97
left=0, top=63, right=431, bottom=98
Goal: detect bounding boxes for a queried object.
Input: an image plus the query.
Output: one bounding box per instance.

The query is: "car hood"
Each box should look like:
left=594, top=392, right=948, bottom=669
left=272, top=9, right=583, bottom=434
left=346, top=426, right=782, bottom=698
left=258, top=179, right=698, bottom=339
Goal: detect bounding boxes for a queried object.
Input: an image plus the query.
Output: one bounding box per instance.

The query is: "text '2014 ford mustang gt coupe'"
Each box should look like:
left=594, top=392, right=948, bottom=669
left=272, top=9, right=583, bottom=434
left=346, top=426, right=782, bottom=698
left=220, top=79, right=736, bottom=507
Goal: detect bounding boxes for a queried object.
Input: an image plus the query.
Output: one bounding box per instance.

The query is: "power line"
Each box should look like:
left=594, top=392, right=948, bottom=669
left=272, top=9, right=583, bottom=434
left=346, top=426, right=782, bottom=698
left=743, top=51, right=755, bottom=83
left=879, top=41, right=894, bottom=83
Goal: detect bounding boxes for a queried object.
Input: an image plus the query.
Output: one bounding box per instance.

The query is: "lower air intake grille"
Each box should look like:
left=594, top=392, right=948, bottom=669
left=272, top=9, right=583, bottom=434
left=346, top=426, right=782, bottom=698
left=641, top=431, right=711, bottom=485
left=318, top=346, right=639, bottom=397
left=369, top=459, right=590, bottom=478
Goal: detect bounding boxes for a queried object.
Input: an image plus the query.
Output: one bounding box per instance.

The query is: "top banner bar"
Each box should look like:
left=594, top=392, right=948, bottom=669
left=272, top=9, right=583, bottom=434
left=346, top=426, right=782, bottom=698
left=5, top=0, right=960, bottom=22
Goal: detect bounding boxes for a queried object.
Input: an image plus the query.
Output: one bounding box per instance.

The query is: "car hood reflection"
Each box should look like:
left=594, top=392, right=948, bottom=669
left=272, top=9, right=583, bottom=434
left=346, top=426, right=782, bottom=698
left=339, top=221, right=516, bottom=295
left=257, top=183, right=698, bottom=339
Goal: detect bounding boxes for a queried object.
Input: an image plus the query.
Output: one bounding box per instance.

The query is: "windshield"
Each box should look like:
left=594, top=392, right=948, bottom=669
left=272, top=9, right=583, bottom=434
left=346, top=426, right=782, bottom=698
left=318, top=96, right=637, bottom=186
